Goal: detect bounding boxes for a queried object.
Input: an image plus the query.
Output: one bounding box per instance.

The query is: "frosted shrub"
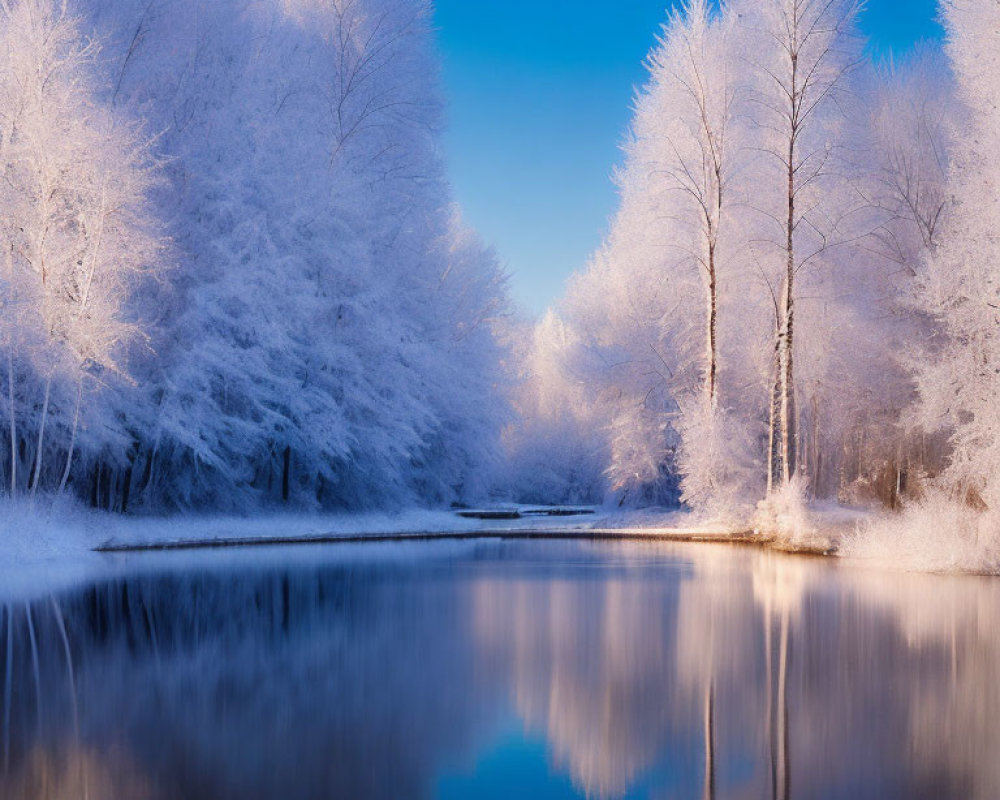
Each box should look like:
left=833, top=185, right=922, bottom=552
left=842, top=491, right=1000, bottom=574
left=676, top=397, right=758, bottom=523
left=754, top=476, right=813, bottom=543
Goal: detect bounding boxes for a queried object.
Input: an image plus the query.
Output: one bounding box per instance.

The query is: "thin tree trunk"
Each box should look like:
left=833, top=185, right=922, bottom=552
left=122, top=463, right=133, bottom=513
left=768, top=336, right=783, bottom=494
left=780, top=152, right=797, bottom=486
left=706, top=242, right=718, bottom=409
left=29, top=375, right=51, bottom=497
left=810, top=395, right=821, bottom=495
left=58, top=380, right=82, bottom=494
left=772, top=32, right=801, bottom=494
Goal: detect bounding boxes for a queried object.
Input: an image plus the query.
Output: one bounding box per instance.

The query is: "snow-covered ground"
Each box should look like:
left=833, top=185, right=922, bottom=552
left=0, top=500, right=744, bottom=601
left=2, top=498, right=996, bottom=604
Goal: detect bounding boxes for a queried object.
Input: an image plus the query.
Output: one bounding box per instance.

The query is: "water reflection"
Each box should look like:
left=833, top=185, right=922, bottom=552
left=0, top=540, right=998, bottom=799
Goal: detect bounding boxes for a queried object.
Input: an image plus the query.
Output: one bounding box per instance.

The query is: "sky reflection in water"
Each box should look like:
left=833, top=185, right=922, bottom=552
left=0, top=539, right=997, bottom=799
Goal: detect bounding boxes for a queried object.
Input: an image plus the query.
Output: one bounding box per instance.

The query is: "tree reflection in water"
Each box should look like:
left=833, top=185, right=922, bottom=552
left=0, top=540, right=998, bottom=799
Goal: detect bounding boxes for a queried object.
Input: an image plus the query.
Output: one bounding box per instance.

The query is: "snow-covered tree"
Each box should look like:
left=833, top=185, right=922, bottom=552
left=911, top=0, right=1000, bottom=513
left=832, top=48, right=957, bottom=506
left=732, top=0, right=865, bottom=496
left=627, top=0, right=762, bottom=514
left=0, top=0, right=162, bottom=498
left=81, top=0, right=511, bottom=510
left=0, top=0, right=514, bottom=513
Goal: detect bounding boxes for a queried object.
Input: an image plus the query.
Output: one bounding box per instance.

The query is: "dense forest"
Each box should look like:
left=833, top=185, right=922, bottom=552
left=2, top=0, right=1000, bottom=542
left=0, top=0, right=510, bottom=511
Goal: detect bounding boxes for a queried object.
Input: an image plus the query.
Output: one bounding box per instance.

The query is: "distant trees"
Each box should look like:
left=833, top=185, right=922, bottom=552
left=500, top=311, right=610, bottom=505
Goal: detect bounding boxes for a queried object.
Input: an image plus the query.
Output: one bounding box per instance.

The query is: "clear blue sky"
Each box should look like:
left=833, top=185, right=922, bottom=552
left=434, top=0, right=944, bottom=317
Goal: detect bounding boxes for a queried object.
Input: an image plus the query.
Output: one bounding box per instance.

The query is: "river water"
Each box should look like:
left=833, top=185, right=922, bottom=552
left=0, top=538, right=997, bottom=799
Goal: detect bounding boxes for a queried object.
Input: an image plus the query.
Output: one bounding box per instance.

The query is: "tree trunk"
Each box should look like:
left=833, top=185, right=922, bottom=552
left=122, top=464, right=133, bottom=513
left=768, top=335, right=783, bottom=494
left=706, top=242, right=718, bottom=409
left=57, top=381, right=82, bottom=494
left=29, top=375, right=51, bottom=497
left=810, top=396, right=821, bottom=496
left=780, top=129, right=798, bottom=486
left=771, top=42, right=800, bottom=493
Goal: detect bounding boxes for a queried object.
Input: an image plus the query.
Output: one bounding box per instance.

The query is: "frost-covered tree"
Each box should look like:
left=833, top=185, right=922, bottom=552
left=911, top=0, right=1000, bottom=513
left=0, top=0, right=512, bottom=513
left=628, top=0, right=762, bottom=513
left=81, top=0, right=511, bottom=510
left=834, top=48, right=957, bottom=506
left=0, top=0, right=161, bottom=498
left=732, top=0, right=865, bottom=496
left=636, top=0, right=735, bottom=411
left=869, top=49, right=954, bottom=265
left=511, top=0, right=946, bottom=520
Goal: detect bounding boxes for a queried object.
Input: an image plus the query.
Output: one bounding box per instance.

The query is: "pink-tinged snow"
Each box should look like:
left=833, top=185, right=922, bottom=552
left=840, top=497, right=1000, bottom=576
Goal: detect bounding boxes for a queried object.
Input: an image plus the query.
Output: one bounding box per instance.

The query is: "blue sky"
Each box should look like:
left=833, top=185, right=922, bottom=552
left=434, top=0, right=944, bottom=316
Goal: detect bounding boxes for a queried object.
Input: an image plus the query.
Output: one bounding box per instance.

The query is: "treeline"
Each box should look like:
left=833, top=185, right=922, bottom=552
left=507, top=0, right=999, bottom=525
left=8, top=0, right=998, bottom=527
left=0, top=0, right=510, bottom=511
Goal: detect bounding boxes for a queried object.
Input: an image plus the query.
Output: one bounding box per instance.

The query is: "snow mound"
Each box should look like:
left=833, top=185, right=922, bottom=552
left=840, top=494, right=1000, bottom=575
left=754, top=477, right=814, bottom=543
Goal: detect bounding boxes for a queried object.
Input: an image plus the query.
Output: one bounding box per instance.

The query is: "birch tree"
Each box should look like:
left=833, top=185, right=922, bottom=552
left=733, top=0, right=864, bottom=496
left=629, top=0, right=759, bottom=513
left=635, top=0, right=735, bottom=410
left=0, top=0, right=161, bottom=497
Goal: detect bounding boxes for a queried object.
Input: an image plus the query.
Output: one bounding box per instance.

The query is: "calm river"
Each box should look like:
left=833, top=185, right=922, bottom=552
left=1, top=539, right=997, bottom=799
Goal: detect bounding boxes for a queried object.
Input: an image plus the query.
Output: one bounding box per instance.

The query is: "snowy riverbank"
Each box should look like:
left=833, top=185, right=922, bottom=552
left=2, top=499, right=998, bottom=602
left=0, top=501, right=717, bottom=600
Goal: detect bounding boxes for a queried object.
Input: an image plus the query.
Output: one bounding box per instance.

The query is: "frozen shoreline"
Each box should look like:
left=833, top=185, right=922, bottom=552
left=2, top=500, right=996, bottom=602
